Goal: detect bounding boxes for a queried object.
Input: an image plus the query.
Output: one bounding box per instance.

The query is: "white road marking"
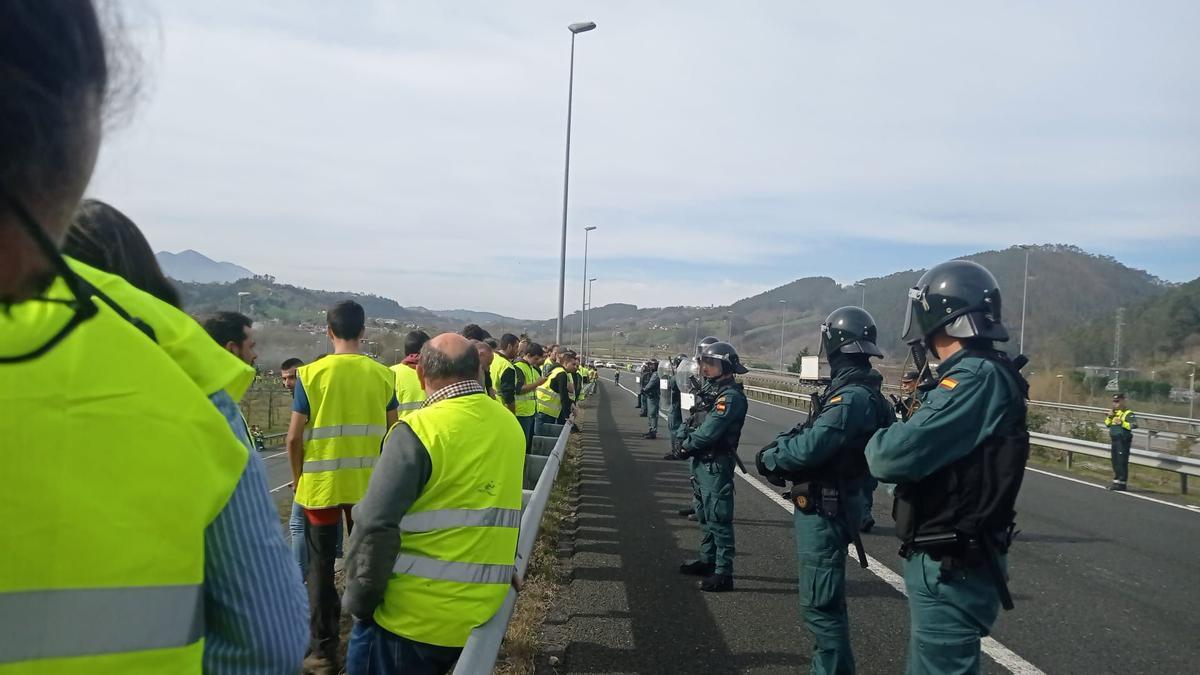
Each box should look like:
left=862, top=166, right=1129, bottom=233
left=603, top=377, right=1045, bottom=674
left=263, top=450, right=286, bottom=460
left=1025, top=467, right=1198, bottom=514
left=735, top=469, right=1045, bottom=675
left=270, top=482, right=290, bottom=494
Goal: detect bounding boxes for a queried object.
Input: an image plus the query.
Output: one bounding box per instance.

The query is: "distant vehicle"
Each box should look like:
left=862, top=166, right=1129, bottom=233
left=606, top=361, right=617, bottom=368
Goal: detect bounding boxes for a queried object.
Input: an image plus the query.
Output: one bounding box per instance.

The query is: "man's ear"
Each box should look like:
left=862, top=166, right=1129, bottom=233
left=224, top=341, right=241, bottom=356
left=417, top=364, right=428, bottom=393
left=326, top=325, right=335, bottom=340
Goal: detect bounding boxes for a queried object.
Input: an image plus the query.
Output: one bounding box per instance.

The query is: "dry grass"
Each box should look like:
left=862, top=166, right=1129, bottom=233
left=494, top=421, right=582, bottom=674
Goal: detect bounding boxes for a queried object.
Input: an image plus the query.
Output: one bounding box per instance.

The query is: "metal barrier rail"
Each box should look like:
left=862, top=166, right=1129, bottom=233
left=452, top=419, right=574, bottom=674
left=742, top=384, right=1200, bottom=494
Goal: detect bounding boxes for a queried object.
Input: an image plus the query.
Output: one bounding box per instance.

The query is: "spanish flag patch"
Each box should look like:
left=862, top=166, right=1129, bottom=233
left=715, top=396, right=727, bottom=413
left=940, top=377, right=959, bottom=390
left=829, top=395, right=843, bottom=404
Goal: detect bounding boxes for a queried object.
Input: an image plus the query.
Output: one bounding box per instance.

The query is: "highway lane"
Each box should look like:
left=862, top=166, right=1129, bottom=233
left=586, top=373, right=1200, bottom=673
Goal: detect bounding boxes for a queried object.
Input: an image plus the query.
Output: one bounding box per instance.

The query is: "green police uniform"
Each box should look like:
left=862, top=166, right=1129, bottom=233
left=1104, top=404, right=1136, bottom=488
left=866, top=348, right=1028, bottom=675
left=759, top=364, right=892, bottom=675
left=680, top=377, right=747, bottom=577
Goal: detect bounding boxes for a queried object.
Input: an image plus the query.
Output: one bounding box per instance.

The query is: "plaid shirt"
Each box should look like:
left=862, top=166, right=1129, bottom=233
left=423, top=379, right=486, bottom=407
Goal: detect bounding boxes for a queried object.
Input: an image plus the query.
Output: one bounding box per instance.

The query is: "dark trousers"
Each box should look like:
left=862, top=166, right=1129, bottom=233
left=645, top=395, right=660, bottom=432
left=517, top=414, right=535, bottom=452
left=346, top=620, right=461, bottom=675
left=306, top=507, right=354, bottom=660
left=1110, top=434, right=1132, bottom=483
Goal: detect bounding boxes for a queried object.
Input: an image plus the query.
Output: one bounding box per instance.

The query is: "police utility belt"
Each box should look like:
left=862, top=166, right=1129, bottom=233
left=898, top=526, right=1017, bottom=611
left=785, top=479, right=869, bottom=569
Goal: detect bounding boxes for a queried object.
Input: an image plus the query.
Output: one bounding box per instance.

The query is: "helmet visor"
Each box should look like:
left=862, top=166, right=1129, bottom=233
left=901, top=286, right=926, bottom=344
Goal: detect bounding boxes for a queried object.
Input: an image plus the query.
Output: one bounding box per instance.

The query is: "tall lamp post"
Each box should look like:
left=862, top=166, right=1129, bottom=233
left=1019, top=245, right=1031, bottom=354
left=584, top=277, right=597, bottom=360
left=237, top=291, right=251, bottom=314
left=778, top=300, right=787, bottom=371
left=855, top=282, right=866, bottom=310
left=725, top=310, right=734, bottom=341
left=1188, top=361, right=1197, bottom=419
left=579, top=225, right=597, bottom=351
left=555, top=21, right=598, bottom=345
left=692, top=317, right=700, bottom=349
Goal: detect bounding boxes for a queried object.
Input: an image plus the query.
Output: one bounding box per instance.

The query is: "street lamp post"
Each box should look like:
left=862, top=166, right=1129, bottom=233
left=237, top=291, right=251, bottom=314
left=1019, top=245, right=1031, bottom=354
left=692, top=317, right=700, bottom=349
left=726, top=310, right=734, bottom=341
left=555, top=21, right=597, bottom=345
left=585, top=277, right=597, bottom=360
left=1188, top=362, right=1197, bottom=419
left=1057, top=374, right=1064, bottom=403
left=579, top=225, right=597, bottom=351
left=394, top=348, right=401, bottom=365
left=855, top=282, right=866, bottom=310
left=778, top=300, right=787, bottom=371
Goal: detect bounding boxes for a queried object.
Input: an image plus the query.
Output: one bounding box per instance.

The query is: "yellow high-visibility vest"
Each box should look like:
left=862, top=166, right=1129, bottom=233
left=390, top=363, right=426, bottom=420
left=1105, top=408, right=1134, bottom=431
left=295, top=354, right=396, bottom=508
left=0, top=275, right=247, bottom=673
left=513, top=360, right=539, bottom=418
left=374, top=392, right=524, bottom=647
left=489, top=353, right=515, bottom=406
left=536, top=366, right=567, bottom=418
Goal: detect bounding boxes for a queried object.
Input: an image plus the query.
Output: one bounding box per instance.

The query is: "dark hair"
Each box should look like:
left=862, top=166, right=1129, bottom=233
left=63, top=199, right=181, bottom=307
left=404, top=330, right=430, bottom=356
left=280, top=357, right=304, bottom=371
left=327, top=299, right=365, bottom=339
left=499, top=333, right=519, bottom=350
left=203, top=311, right=252, bottom=349
left=420, top=338, right=480, bottom=382
left=521, top=341, right=545, bottom=358
left=483, top=337, right=498, bottom=349
left=460, top=323, right=491, bottom=341
left=0, top=1, right=110, bottom=215
left=560, top=350, right=578, bottom=361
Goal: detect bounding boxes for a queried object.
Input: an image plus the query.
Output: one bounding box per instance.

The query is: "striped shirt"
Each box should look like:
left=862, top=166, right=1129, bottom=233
left=206, top=392, right=309, bottom=674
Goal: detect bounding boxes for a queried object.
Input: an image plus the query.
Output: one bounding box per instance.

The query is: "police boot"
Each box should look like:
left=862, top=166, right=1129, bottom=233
left=677, top=506, right=695, bottom=516
left=1107, top=481, right=1127, bottom=492
left=698, top=574, right=733, bottom=592
left=638, top=410, right=648, bottom=417
left=642, top=430, right=657, bottom=439
left=679, top=560, right=714, bottom=576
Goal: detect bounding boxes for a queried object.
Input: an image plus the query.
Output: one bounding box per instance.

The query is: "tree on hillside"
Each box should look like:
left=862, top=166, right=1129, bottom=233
left=787, top=346, right=812, bottom=373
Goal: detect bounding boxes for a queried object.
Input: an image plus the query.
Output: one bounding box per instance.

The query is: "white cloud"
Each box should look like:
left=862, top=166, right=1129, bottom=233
left=89, top=0, right=1200, bottom=317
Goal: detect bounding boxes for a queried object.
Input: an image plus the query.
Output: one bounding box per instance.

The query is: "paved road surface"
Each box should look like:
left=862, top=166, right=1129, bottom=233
left=545, top=376, right=1200, bottom=674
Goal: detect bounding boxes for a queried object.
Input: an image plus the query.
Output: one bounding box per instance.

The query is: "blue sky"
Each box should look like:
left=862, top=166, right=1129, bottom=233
left=89, top=1, right=1199, bottom=318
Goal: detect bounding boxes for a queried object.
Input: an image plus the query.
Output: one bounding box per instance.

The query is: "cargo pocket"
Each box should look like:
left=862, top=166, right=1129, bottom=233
left=798, top=554, right=842, bottom=611
left=711, top=481, right=735, bottom=525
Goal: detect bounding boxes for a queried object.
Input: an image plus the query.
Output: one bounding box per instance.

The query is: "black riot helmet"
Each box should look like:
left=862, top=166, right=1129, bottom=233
left=670, top=352, right=688, bottom=370
left=700, top=341, right=749, bottom=375
left=696, top=335, right=720, bottom=357
left=820, top=306, right=883, bottom=359
left=901, top=260, right=1009, bottom=345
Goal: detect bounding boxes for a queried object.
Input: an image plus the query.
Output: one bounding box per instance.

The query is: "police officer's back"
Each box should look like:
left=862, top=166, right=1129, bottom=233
left=866, top=260, right=1030, bottom=675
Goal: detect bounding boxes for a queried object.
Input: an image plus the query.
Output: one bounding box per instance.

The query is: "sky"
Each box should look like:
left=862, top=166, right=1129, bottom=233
left=90, top=0, right=1200, bottom=319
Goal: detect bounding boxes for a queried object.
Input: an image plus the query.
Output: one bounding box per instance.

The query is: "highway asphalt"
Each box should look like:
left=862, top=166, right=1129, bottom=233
left=544, top=375, right=1200, bottom=674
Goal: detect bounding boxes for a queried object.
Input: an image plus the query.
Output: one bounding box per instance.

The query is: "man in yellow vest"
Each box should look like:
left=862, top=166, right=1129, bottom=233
left=391, top=329, right=430, bottom=420
left=536, top=350, right=579, bottom=435
left=287, top=299, right=399, bottom=670
left=491, top=333, right=521, bottom=413
left=1105, top=393, right=1137, bottom=491
left=514, top=341, right=549, bottom=450
left=344, top=333, right=525, bottom=673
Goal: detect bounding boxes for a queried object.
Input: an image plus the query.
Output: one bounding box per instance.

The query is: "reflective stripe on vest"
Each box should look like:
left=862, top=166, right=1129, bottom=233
left=1105, top=409, right=1133, bottom=430
left=513, top=361, right=539, bottom=417
left=296, top=355, right=396, bottom=508
left=391, top=363, right=426, bottom=420
left=536, top=367, right=566, bottom=418
left=392, top=554, right=513, bottom=585
left=400, top=507, right=522, bottom=533
left=0, top=272, right=246, bottom=673
left=0, top=585, right=203, bottom=666
left=374, top=393, right=525, bottom=647
left=303, top=423, right=389, bottom=441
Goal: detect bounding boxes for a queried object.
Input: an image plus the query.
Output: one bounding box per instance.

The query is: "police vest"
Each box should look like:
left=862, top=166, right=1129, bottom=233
left=0, top=276, right=247, bottom=673
left=893, top=351, right=1030, bottom=544
left=536, top=367, right=567, bottom=418
left=390, top=363, right=426, bottom=419
left=375, top=392, right=524, bottom=647
left=69, top=257, right=255, bottom=400
left=1105, top=409, right=1133, bottom=432
left=512, top=361, right=539, bottom=417
left=296, top=354, right=396, bottom=508
left=489, top=353, right=515, bottom=404
left=798, top=369, right=893, bottom=482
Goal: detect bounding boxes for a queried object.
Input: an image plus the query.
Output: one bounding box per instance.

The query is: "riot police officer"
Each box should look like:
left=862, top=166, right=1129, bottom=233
left=865, top=260, right=1030, bottom=675
left=677, top=341, right=748, bottom=592
left=672, top=336, right=722, bottom=526
left=756, top=307, right=893, bottom=674
left=665, top=353, right=688, bottom=456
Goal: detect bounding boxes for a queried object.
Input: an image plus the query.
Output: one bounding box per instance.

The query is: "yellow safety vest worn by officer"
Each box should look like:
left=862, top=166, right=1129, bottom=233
left=536, top=366, right=567, bottom=418
left=69, top=257, right=255, bottom=400
left=1105, top=408, right=1134, bottom=431
left=296, top=354, right=396, bottom=508
left=513, top=360, right=539, bottom=418
left=375, top=392, right=525, bottom=647
left=390, top=363, right=426, bottom=419
left=489, top=352, right=515, bottom=405
left=0, top=275, right=247, bottom=674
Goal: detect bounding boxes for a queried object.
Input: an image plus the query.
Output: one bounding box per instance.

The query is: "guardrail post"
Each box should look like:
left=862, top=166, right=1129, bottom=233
left=1146, top=430, right=1155, bottom=453
left=1182, top=474, right=1189, bottom=495
left=1065, top=451, right=1072, bottom=470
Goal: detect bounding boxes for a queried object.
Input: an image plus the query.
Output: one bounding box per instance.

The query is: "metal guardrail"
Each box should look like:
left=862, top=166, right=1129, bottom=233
left=452, top=419, right=574, bottom=674
left=742, top=383, right=1200, bottom=494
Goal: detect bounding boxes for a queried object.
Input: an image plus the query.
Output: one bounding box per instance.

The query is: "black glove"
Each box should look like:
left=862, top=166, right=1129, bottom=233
left=889, top=394, right=905, bottom=417
left=755, top=443, right=787, bottom=487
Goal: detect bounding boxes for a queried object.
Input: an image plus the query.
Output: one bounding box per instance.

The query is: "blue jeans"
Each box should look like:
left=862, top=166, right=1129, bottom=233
left=346, top=620, right=461, bottom=675
left=290, top=501, right=344, bottom=579
left=517, top=414, right=535, bottom=452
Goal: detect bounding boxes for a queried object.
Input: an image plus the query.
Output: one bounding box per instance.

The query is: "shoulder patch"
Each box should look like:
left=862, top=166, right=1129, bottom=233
left=939, top=377, right=959, bottom=390
left=829, top=395, right=843, bottom=404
